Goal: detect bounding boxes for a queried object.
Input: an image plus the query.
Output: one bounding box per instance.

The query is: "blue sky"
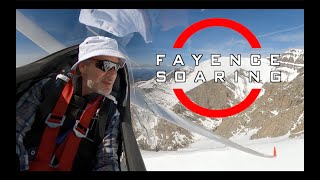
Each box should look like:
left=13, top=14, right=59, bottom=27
left=16, top=9, right=304, bottom=67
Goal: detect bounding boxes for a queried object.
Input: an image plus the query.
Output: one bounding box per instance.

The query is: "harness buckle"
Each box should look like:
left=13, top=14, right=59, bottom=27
left=73, top=120, right=89, bottom=138
left=45, top=113, right=66, bottom=128
left=49, top=155, right=58, bottom=168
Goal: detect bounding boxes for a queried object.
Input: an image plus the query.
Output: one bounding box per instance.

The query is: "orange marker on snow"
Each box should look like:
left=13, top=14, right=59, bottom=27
left=273, top=146, right=277, bottom=157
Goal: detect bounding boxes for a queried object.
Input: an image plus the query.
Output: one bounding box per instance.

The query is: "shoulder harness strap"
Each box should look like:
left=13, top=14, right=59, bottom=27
left=29, top=73, right=74, bottom=171
left=29, top=73, right=118, bottom=171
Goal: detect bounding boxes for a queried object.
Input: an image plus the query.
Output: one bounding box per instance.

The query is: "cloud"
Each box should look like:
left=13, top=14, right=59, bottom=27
left=157, top=10, right=189, bottom=31
left=270, top=32, right=304, bottom=42
left=225, top=38, right=247, bottom=46
left=211, top=24, right=304, bottom=55
left=257, top=24, right=304, bottom=38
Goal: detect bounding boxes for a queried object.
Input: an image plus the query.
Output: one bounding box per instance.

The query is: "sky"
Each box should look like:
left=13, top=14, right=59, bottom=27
left=141, top=134, right=304, bottom=171
left=16, top=9, right=304, bottom=67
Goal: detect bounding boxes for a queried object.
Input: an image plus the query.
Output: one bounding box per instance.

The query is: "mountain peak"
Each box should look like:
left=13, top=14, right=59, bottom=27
left=284, top=48, right=304, bottom=56
left=280, top=48, right=304, bottom=64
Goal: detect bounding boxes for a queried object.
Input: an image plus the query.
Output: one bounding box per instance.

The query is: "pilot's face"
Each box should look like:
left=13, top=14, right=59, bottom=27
left=79, top=55, right=119, bottom=96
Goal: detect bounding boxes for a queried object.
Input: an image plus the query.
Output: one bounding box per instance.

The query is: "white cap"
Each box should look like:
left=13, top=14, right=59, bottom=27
left=71, top=36, right=127, bottom=70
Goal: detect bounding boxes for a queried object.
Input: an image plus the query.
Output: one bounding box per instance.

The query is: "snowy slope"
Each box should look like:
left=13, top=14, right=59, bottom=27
left=142, top=136, right=304, bottom=171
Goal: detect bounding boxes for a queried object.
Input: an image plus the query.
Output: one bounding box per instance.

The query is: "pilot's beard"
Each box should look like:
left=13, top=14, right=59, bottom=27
left=86, top=79, right=111, bottom=97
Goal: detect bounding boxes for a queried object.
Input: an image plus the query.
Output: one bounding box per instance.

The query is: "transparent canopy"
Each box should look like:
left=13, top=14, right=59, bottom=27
left=16, top=9, right=302, bottom=161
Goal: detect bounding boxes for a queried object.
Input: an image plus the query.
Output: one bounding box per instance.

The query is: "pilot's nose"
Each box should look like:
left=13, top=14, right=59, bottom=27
left=105, top=67, right=117, bottom=76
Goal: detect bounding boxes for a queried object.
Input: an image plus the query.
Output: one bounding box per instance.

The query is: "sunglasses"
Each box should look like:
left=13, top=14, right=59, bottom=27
left=94, top=60, right=121, bottom=72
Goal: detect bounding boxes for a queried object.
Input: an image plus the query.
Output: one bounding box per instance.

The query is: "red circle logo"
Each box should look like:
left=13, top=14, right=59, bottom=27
left=173, top=18, right=261, bottom=118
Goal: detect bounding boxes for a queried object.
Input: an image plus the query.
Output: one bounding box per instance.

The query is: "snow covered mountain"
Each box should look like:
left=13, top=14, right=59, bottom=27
left=131, top=66, right=194, bottom=150
left=131, top=49, right=304, bottom=151
left=216, top=49, right=304, bottom=139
